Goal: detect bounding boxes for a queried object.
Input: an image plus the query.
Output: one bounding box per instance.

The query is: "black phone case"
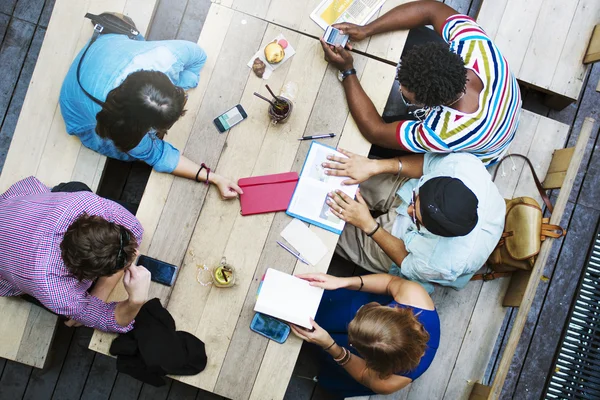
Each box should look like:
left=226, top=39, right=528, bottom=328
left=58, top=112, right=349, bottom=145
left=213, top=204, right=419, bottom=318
left=137, top=255, right=178, bottom=286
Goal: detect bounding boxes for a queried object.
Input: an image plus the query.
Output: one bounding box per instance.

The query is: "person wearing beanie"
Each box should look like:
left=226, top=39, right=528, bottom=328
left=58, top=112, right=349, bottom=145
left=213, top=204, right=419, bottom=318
left=324, top=151, right=505, bottom=291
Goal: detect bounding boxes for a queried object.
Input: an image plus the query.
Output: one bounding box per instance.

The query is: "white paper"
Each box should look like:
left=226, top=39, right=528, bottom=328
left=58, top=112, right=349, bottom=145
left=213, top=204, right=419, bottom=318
left=281, top=219, right=328, bottom=265
left=310, top=0, right=387, bottom=30
left=287, top=142, right=359, bottom=233
left=255, top=268, right=324, bottom=329
left=247, top=34, right=296, bottom=80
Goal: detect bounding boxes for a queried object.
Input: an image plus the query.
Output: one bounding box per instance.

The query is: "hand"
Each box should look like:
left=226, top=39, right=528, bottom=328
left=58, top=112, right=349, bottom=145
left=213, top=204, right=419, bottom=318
left=290, top=318, right=333, bottom=349
left=212, top=173, right=243, bottom=200
left=332, top=22, right=368, bottom=42
left=319, top=39, right=354, bottom=71
left=123, top=264, right=151, bottom=305
left=327, top=189, right=377, bottom=233
left=296, top=272, right=345, bottom=290
left=64, top=319, right=83, bottom=328
left=323, top=148, right=379, bottom=185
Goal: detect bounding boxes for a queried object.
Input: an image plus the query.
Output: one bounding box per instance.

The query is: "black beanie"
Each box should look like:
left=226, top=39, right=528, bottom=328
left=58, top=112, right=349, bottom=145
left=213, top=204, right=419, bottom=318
left=418, top=177, right=478, bottom=237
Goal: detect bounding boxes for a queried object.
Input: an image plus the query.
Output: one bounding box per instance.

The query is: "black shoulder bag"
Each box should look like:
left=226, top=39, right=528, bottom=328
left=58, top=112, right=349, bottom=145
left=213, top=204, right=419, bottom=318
left=77, top=13, right=140, bottom=106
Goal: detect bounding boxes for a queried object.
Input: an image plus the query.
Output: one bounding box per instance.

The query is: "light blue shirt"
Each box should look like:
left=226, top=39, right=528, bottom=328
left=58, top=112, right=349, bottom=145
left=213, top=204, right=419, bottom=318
left=390, top=153, right=505, bottom=291
left=59, top=34, right=207, bottom=173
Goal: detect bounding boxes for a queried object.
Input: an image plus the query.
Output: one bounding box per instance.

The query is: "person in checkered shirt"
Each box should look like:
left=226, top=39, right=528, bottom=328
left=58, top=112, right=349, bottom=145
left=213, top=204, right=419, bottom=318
left=0, top=176, right=151, bottom=333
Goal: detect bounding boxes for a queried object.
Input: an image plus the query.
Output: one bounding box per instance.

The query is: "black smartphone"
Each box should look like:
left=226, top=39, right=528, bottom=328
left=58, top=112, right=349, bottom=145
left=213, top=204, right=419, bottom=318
left=213, top=104, right=247, bottom=133
left=250, top=313, right=291, bottom=344
left=137, top=255, right=178, bottom=286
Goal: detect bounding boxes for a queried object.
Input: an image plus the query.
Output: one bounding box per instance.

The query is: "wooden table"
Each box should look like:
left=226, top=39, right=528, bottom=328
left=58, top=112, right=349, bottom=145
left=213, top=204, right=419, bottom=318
left=477, top=0, right=600, bottom=109
left=214, top=0, right=414, bottom=65
left=89, top=4, right=404, bottom=400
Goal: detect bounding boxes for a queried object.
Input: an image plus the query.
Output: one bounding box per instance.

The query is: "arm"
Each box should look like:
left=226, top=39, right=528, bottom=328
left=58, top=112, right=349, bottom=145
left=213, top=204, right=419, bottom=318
left=323, top=148, right=424, bottom=185
left=302, top=273, right=408, bottom=296
left=337, top=0, right=458, bottom=38
left=89, top=270, right=124, bottom=302
left=175, top=43, right=208, bottom=89
left=171, top=154, right=243, bottom=199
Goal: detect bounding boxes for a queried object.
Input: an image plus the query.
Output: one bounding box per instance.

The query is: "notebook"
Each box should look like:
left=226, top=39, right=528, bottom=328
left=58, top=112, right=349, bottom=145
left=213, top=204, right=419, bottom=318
left=281, top=219, right=328, bottom=266
left=254, top=268, right=324, bottom=329
left=238, top=172, right=299, bottom=216
left=286, top=141, right=359, bottom=234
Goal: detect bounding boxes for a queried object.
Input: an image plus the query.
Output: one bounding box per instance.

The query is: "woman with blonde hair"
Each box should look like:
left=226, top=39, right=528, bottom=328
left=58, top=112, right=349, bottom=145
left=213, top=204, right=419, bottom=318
left=291, top=272, right=439, bottom=398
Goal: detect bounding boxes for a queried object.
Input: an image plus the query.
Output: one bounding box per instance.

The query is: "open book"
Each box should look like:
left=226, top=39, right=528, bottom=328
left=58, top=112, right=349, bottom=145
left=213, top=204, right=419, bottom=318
left=310, top=0, right=387, bottom=30
left=286, top=141, right=359, bottom=234
left=254, top=268, right=324, bottom=329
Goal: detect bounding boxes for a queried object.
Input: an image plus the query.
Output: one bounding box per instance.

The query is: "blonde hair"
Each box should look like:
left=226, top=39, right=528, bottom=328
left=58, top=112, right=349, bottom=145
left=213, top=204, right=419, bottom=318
left=348, top=303, right=429, bottom=379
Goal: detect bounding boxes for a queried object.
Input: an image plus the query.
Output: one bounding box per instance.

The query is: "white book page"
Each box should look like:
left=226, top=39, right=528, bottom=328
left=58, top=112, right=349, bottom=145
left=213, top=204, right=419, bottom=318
left=254, top=268, right=324, bottom=329
left=287, top=142, right=358, bottom=231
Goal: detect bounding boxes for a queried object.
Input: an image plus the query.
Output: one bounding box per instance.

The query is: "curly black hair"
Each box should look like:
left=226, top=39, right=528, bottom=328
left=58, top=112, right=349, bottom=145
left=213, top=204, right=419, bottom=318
left=397, top=41, right=467, bottom=107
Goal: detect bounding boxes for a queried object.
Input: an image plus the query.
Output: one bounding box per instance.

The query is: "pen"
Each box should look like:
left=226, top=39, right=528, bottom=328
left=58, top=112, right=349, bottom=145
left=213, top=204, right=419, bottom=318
left=298, top=133, right=336, bottom=141
left=276, top=241, right=310, bottom=265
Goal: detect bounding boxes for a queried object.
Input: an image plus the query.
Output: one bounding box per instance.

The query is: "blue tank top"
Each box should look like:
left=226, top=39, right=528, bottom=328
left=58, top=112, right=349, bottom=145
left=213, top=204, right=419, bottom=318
left=388, top=301, right=441, bottom=381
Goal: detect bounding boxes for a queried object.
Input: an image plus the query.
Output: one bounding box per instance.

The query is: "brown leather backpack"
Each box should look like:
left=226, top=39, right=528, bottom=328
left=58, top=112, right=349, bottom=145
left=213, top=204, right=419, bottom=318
left=473, top=154, right=566, bottom=281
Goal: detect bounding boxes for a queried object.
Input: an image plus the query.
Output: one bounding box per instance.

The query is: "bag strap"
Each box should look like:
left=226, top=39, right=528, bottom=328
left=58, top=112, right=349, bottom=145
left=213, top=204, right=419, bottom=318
left=76, top=26, right=104, bottom=106
left=493, top=154, right=554, bottom=214
left=471, top=271, right=513, bottom=281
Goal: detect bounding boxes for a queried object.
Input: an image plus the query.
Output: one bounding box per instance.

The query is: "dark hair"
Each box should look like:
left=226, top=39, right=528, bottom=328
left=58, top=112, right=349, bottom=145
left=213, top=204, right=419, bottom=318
left=96, top=70, right=187, bottom=152
left=348, top=303, right=429, bottom=379
left=397, top=42, right=467, bottom=107
left=60, top=214, right=138, bottom=281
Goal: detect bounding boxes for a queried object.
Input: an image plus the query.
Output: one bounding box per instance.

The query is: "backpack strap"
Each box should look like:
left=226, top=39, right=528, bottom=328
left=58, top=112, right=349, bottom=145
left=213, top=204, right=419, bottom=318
left=493, top=154, right=554, bottom=214
left=471, top=271, right=513, bottom=281
left=76, top=26, right=104, bottom=106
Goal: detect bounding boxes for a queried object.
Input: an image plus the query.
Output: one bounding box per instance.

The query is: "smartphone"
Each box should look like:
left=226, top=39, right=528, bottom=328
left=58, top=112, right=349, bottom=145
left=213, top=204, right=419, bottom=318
left=137, top=255, right=178, bottom=286
left=213, top=104, right=247, bottom=133
left=250, top=313, right=291, bottom=344
left=323, top=26, right=349, bottom=48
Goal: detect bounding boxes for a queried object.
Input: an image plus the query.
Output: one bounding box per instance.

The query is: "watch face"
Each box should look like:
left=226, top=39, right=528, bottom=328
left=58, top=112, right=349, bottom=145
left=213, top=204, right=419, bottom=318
left=337, top=71, right=344, bottom=83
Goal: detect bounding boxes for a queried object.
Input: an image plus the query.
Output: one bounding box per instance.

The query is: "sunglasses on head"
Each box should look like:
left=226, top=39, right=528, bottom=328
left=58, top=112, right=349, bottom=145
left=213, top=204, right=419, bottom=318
left=409, top=188, right=421, bottom=231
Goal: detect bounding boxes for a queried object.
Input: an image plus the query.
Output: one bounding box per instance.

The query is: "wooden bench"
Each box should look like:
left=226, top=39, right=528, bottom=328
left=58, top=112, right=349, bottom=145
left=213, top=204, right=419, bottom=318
left=0, top=0, right=157, bottom=369
left=477, top=0, right=600, bottom=109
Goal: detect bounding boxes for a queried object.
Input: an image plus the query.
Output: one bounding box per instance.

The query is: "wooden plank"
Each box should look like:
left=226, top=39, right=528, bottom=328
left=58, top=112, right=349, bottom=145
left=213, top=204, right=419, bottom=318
left=0, top=13, right=10, bottom=49
left=519, top=0, right=579, bottom=94
left=230, top=0, right=271, bottom=20
left=489, top=117, right=594, bottom=399
left=52, top=328, right=96, bottom=400
left=583, top=24, right=600, bottom=63
left=0, top=0, right=17, bottom=15
left=176, top=0, right=211, bottom=42
left=444, top=0, right=470, bottom=15
left=108, top=373, right=143, bottom=400
left=138, top=382, right=172, bottom=400
left=13, top=0, right=46, bottom=24
left=502, top=269, right=531, bottom=307
left=0, top=361, right=32, bottom=399
left=0, top=18, right=35, bottom=129
left=39, top=0, right=56, bottom=29
left=80, top=354, right=118, bottom=400
left=146, top=0, right=187, bottom=40
left=469, top=383, right=491, bottom=400
left=551, top=1, right=600, bottom=100
left=485, top=0, right=543, bottom=76
left=22, top=324, right=75, bottom=400
left=167, top=381, right=199, bottom=400
left=14, top=305, right=57, bottom=368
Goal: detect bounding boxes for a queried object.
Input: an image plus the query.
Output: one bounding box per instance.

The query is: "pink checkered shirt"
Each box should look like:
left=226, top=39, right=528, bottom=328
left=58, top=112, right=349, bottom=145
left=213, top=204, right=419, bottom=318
left=0, top=177, right=144, bottom=333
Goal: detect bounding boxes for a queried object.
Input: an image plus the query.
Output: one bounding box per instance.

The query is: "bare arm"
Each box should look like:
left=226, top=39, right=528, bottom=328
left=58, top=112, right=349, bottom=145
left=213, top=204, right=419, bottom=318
left=89, top=270, right=124, bottom=302
left=171, top=154, right=243, bottom=199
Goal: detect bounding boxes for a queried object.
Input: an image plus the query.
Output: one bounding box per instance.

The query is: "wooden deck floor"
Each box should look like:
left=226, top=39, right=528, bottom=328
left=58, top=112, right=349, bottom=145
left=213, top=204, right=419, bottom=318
left=0, top=0, right=599, bottom=399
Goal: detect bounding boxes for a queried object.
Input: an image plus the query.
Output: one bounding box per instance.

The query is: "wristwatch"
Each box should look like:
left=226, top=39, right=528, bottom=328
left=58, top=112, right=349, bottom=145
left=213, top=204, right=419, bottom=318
left=338, top=68, right=357, bottom=82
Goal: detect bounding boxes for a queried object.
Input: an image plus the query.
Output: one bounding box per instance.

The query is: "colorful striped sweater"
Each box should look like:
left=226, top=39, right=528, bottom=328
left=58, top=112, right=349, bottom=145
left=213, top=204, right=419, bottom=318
left=396, top=15, right=522, bottom=166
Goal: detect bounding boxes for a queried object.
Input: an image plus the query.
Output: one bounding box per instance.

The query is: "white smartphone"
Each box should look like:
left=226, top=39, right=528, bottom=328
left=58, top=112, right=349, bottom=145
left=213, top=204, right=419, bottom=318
left=323, top=26, right=349, bottom=48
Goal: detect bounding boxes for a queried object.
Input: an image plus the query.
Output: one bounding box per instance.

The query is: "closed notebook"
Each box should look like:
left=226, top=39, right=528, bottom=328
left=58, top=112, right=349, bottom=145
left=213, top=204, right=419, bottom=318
left=238, top=172, right=299, bottom=216
left=254, top=268, right=324, bottom=329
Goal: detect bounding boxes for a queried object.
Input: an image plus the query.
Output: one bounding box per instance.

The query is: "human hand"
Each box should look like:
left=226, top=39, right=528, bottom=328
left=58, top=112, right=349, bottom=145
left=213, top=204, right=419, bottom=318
left=64, top=319, right=83, bottom=328
left=296, top=272, right=345, bottom=290
left=212, top=173, right=243, bottom=200
left=332, top=22, right=368, bottom=42
left=327, top=189, right=377, bottom=233
left=322, top=148, right=379, bottom=185
left=290, top=318, right=333, bottom=349
left=319, top=39, right=354, bottom=71
left=123, top=264, right=151, bottom=305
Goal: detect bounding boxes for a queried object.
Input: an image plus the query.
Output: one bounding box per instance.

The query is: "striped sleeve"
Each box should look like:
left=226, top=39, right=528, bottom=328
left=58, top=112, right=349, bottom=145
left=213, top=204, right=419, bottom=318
left=441, top=14, right=490, bottom=43
left=396, top=119, right=451, bottom=153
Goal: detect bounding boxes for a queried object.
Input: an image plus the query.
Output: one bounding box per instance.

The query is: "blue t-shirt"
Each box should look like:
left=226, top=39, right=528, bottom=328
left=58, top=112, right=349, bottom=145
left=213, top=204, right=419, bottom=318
left=59, top=34, right=207, bottom=173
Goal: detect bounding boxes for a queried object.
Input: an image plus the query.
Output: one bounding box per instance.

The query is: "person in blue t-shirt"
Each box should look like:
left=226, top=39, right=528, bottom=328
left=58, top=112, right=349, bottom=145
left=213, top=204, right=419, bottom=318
left=291, top=272, right=439, bottom=398
left=60, top=33, right=241, bottom=199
